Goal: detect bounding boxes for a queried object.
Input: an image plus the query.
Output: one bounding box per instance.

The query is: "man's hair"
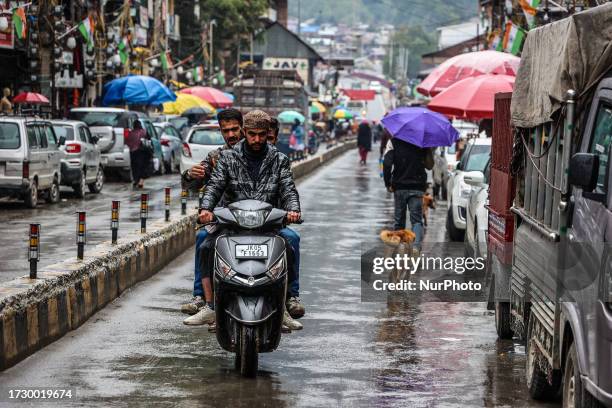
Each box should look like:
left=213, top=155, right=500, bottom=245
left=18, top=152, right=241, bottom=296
left=243, top=110, right=271, bottom=130
left=217, top=108, right=243, bottom=127
left=269, top=117, right=279, bottom=137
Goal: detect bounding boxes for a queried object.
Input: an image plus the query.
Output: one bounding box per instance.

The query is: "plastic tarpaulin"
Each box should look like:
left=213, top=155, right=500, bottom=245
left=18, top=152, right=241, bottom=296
left=510, top=4, right=612, bottom=128
left=341, top=89, right=376, bottom=101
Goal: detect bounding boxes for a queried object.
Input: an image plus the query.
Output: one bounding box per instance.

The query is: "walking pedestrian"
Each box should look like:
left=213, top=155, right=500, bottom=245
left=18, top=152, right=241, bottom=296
left=357, top=120, right=372, bottom=164
left=125, top=121, right=151, bottom=189
left=383, top=137, right=434, bottom=252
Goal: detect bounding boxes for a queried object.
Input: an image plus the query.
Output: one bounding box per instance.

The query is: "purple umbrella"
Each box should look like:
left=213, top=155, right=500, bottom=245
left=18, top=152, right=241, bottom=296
left=381, top=107, right=459, bottom=148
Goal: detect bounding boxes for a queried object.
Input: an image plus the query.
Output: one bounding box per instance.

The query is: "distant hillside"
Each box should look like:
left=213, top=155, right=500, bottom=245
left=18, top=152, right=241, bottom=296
left=288, top=0, right=477, bottom=28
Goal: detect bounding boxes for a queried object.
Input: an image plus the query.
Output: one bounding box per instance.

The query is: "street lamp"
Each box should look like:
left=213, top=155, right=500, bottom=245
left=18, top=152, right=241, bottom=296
left=177, top=66, right=184, bottom=75
left=0, top=17, right=8, bottom=32
left=66, top=37, right=76, bottom=50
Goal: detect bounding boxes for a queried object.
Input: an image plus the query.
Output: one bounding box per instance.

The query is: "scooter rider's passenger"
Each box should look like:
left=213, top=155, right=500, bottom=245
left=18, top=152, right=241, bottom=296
left=180, top=109, right=243, bottom=316
left=186, top=110, right=304, bottom=330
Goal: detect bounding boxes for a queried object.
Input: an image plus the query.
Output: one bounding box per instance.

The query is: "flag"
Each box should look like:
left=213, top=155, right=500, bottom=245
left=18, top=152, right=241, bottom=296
left=193, top=66, right=204, bottom=82
left=12, top=7, right=26, bottom=40
left=160, top=51, right=173, bottom=72
left=519, top=0, right=541, bottom=28
left=78, top=16, right=94, bottom=46
left=118, top=36, right=130, bottom=65
left=490, top=30, right=503, bottom=51
left=502, top=22, right=526, bottom=55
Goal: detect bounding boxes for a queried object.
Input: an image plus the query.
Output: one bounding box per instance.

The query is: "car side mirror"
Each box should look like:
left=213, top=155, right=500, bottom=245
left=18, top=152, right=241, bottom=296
left=58, top=136, right=66, bottom=146
left=569, top=153, right=599, bottom=192
left=463, top=171, right=485, bottom=187
left=456, top=161, right=463, bottom=171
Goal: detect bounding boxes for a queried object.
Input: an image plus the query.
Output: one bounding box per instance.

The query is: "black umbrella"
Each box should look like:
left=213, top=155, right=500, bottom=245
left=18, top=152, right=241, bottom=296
left=181, top=107, right=211, bottom=117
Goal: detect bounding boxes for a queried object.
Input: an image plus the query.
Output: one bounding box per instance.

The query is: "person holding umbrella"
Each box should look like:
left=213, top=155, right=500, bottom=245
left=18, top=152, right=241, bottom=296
left=381, top=107, right=459, bottom=252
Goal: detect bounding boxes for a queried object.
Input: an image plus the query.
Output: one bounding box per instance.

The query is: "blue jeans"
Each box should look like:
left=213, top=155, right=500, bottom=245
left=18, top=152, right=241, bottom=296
left=193, top=227, right=301, bottom=297
left=394, top=189, right=424, bottom=249
left=280, top=227, right=300, bottom=297
left=193, top=229, right=208, bottom=297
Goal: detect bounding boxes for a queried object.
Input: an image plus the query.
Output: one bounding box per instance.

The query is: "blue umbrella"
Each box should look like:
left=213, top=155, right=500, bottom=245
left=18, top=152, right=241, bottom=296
left=381, top=107, right=459, bottom=148
left=223, top=92, right=235, bottom=101
left=102, top=75, right=176, bottom=106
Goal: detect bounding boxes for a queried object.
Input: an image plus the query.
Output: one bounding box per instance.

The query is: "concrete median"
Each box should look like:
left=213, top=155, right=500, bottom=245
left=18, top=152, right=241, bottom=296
left=0, top=139, right=356, bottom=370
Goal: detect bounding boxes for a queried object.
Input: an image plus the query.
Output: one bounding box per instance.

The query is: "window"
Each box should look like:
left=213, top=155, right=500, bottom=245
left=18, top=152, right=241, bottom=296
left=464, top=144, right=491, bottom=172
left=69, top=111, right=122, bottom=127
left=52, top=125, right=75, bottom=141
left=0, top=123, right=20, bottom=149
left=78, top=127, right=89, bottom=143
left=188, top=129, right=225, bottom=145
left=27, top=125, right=39, bottom=148
left=589, top=104, right=612, bottom=193
left=44, top=126, right=56, bottom=148
left=83, top=127, right=93, bottom=144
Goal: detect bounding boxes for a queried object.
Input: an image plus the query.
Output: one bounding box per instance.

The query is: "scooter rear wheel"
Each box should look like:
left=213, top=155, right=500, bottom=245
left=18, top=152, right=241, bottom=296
left=240, top=325, right=258, bottom=377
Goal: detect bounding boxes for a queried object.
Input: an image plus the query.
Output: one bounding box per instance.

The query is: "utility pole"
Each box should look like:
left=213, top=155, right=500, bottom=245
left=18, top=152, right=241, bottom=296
left=297, top=0, right=301, bottom=36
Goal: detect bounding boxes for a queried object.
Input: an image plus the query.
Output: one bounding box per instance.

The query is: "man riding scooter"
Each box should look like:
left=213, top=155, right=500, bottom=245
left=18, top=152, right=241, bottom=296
left=183, top=111, right=304, bottom=330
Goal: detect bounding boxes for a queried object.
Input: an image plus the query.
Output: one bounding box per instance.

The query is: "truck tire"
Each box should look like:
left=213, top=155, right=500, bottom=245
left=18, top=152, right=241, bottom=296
left=239, top=325, right=258, bottom=377
left=563, top=343, right=602, bottom=408
left=447, top=206, right=465, bottom=241
left=495, top=300, right=513, bottom=339
left=24, top=180, right=38, bottom=208
left=526, top=314, right=561, bottom=400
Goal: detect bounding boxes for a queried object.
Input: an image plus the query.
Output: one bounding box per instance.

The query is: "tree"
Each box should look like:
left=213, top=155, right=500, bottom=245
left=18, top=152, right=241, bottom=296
left=384, top=25, right=437, bottom=79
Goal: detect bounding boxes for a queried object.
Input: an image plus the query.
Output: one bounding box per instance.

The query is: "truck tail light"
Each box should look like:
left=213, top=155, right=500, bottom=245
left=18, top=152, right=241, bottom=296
left=22, top=162, right=29, bottom=179
left=161, top=139, right=170, bottom=146
left=65, top=143, right=81, bottom=153
left=182, top=143, right=192, bottom=157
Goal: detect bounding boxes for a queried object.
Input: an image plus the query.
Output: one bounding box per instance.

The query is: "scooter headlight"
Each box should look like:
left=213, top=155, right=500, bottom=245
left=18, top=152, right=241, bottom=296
left=266, top=256, right=285, bottom=280
left=216, top=256, right=235, bottom=279
left=231, top=209, right=269, bottom=229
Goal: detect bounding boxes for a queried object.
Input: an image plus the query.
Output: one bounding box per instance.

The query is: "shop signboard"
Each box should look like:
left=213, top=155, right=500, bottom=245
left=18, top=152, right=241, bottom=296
left=0, top=12, right=14, bottom=49
left=263, top=57, right=309, bottom=85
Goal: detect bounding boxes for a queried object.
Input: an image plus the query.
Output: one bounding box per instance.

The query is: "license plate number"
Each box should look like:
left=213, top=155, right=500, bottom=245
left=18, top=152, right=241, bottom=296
left=235, top=244, right=268, bottom=259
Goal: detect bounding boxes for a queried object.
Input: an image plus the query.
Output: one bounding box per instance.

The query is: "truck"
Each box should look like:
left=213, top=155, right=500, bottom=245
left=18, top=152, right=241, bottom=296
left=232, top=68, right=309, bottom=157
left=486, top=4, right=612, bottom=407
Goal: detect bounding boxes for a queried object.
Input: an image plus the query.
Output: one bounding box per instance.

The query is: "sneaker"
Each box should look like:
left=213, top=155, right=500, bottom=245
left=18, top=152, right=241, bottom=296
left=181, top=296, right=205, bottom=315
left=183, top=305, right=215, bottom=326
left=286, top=296, right=305, bottom=319
left=283, top=310, right=303, bottom=331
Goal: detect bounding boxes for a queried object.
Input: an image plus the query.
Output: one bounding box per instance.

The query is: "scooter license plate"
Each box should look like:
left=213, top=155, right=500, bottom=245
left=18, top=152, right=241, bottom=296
left=235, top=244, right=268, bottom=259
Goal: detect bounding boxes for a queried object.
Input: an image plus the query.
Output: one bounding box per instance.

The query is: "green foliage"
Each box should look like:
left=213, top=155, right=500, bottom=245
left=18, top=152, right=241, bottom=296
left=388, top=25, right=438, bottom=78
left=290, top=0, right=476, bottom=28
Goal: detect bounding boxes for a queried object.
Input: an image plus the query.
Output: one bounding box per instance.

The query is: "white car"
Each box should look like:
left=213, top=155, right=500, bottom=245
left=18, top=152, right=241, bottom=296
left=179, top=124, right=225, bottom=175
left=464, top=161, right=490, bottom=260
left=154, top=122, right=182, bottom=174
left=446, top=138, right=491, bottom=241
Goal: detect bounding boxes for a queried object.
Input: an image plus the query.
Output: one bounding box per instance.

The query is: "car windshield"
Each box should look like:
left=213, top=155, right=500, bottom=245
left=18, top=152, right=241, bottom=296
left=189, top=129, right=224, bottom=145
left=0, top=123, right=20, bottom=149
left=52, top=125, right=75, bottom=141
left=465, top=144, right=491, bottom=172
left=69, top=111, right=122, bottom=127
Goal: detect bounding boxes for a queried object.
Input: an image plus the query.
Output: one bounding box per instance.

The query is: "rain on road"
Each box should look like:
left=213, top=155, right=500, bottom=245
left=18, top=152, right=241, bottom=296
left=0, top=148, right=557, bottom=407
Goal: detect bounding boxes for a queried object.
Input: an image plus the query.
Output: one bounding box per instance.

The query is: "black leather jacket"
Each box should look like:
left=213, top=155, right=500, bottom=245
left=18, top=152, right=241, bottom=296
left=200, top=140, right=300, bottom=212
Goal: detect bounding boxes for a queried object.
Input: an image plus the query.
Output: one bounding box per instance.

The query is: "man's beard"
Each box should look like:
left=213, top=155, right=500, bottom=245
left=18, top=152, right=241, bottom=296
left=226, top=135, right=240, bottom=146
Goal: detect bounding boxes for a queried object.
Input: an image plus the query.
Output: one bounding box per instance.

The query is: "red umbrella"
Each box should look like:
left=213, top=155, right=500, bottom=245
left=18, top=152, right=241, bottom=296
left=13, top=92, right=50, bottom=104
left=179, top=87, right=232, bottom=108
left=417, top=50, right=519, bottom=97
left=427, top=74, right=515, bottom=120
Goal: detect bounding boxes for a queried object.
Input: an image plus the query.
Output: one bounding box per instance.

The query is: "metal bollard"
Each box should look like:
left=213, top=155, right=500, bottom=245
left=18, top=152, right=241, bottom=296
left=111, top=200, right=120, bottom=244
left=140, top=193, right=148, bottom=233
left=181, top=189, right=187, bottom=215
left=165, top=187, right=171, bottom=222
left=76, top=211, right=86, bottom=260
left=29, top=223, right=40, bottom=279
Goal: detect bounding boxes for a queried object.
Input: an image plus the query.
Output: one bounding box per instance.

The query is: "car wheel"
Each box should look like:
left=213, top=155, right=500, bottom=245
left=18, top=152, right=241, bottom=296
left=447, top=206, right=465, bottom=242
left=24, top=179, right=38, bottom=208
left=88, top=167, right=104, bottom=193
left=46, top=178, right=60, bottom=204
left=73, top=171, right=87, bottom=199
left=562, top=342, right=602, bottom=408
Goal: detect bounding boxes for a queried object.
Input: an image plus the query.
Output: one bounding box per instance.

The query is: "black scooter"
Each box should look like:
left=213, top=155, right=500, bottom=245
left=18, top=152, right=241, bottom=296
left=211, top=199, right=300, bottom=377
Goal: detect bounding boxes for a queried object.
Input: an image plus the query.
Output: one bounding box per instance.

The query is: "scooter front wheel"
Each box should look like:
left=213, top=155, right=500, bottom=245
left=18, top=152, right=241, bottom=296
left=240, top=325, right=258, bottom=377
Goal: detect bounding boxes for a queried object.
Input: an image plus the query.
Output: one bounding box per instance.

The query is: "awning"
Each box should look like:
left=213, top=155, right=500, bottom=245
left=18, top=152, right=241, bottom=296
left=341, top=89, right=376, bottom=101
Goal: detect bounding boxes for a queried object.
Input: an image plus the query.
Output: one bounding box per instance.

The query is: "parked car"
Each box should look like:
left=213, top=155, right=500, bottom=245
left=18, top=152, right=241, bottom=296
left=134, top=113, right=164, bottom=175
left=154, top=122, right=182, bottom=173
left=464, top=160, right=490, bottom=260
left=446, top=138, right=491, bottom=241
left=69, top=107, right=136, bottom=181
left=0, top=118, right=61, bottom=207
left=179, top=124, right=224, bottom=175
left=151, top=114, right=190, bottom=139
left=51, top=120, right=104, bottom=198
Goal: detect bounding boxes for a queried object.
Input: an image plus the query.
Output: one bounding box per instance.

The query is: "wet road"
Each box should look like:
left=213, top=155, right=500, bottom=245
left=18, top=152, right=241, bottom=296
left=0, top=173, right=187, bottom=283
left=1, top=149, right=558, bottom=407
